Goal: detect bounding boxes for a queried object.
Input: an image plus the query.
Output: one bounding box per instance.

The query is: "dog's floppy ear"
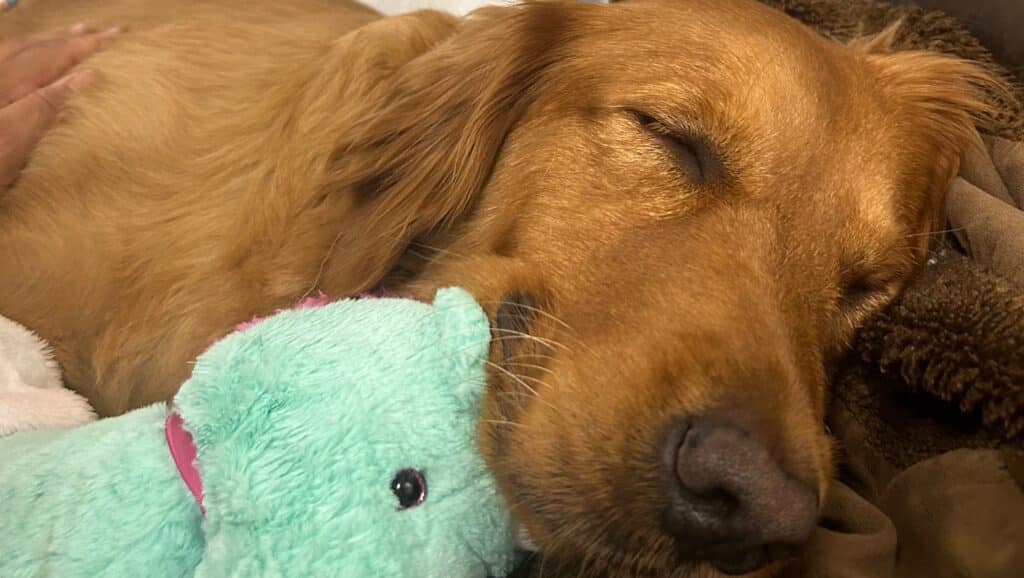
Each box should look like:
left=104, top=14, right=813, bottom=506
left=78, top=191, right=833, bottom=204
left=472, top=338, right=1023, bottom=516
left=319, top=2, right=571, bottom=293
left=851, top=23, right=1015, bottom=252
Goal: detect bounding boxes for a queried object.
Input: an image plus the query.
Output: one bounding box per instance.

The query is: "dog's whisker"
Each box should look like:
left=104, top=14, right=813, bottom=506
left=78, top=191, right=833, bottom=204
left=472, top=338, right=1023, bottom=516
left=484, top=360, right=542, bottom=397
left=476, top=298, right=576, bottom=334
left=481, top=298, right=597, bottom=356
left=504, top=352, right=558, bottom=367
left=425, top=300, right=570, bottom=354
left=503, top=350, right=558, bottom=361
left=502, top=360, right=556, bottom=376
left=492, top=390, right=536, bottom=404
left=485, top=360, right=559, bottom=393
left=485, top=334, right=566, bottom=355
left=480, top=418, right=529, bottom=430
left=483, top=361, right=563, bottom=414
left=490, top=327, right=569, bottom=352
left=903, top=225, right=967, bottom=239
left=499, top=371, right=555, bottom=391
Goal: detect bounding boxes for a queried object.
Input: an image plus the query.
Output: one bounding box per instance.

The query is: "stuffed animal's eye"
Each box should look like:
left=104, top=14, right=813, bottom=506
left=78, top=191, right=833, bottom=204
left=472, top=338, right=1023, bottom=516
left=391, top=468, right=427, bottom=510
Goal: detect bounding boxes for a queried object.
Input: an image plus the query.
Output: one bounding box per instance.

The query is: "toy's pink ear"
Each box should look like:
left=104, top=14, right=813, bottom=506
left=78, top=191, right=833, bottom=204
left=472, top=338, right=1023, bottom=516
left=233, top=317, right=266, bottom=333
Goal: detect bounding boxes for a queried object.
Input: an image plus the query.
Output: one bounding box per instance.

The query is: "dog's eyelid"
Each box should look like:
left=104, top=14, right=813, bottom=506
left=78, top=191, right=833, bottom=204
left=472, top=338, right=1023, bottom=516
left=837, top=265, right=900, bottom=310
left=843, top=255, right=906, bottom=287
left=841, top=268, right=885, bottom=291
left=631, top=112, right=722, bottom=184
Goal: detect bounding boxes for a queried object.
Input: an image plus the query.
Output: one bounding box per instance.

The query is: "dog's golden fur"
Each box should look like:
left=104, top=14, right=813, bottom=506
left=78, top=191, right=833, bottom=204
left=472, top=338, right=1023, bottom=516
left=0, top=0, right=1005, bottom=575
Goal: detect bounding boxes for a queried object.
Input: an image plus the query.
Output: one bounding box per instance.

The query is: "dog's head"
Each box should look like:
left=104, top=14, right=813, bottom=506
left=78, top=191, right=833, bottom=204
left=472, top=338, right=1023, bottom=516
left=327, top=0, right=1004, bottom=574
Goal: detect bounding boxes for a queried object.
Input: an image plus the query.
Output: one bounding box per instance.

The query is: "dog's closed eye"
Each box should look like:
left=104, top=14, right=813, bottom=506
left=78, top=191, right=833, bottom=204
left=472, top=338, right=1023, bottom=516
left=634, top=112, right=722, bottom=185
left=838, top=269, right=898, bottom=313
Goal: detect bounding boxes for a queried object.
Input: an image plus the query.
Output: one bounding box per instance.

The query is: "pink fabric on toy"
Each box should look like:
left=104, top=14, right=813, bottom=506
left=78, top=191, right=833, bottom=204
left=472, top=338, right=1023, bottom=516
left=165, top=412, right=204, bottom=513
left=232, top=289, right=403, bottom=333
left=234, top=292, right=335, bottom=333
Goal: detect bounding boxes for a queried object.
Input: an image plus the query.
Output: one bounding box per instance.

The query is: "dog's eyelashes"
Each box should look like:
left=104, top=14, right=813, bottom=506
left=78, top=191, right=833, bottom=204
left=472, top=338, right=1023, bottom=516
left=634, top=112, right=719, bottom=184
left=838, top=272, right=894, bottom=312
left=644, top=119, right=703, bottom=180
left=839, top=276, right=875, bottom=309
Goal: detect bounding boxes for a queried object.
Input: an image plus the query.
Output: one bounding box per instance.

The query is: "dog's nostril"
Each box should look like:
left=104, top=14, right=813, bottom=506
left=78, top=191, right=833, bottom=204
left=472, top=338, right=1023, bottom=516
left=662, top=416, right=818, bottom=574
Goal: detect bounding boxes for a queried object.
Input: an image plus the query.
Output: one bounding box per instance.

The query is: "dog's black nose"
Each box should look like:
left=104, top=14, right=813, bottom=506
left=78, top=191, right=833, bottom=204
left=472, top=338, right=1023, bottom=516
left=662, top=416, right=818, bottom=575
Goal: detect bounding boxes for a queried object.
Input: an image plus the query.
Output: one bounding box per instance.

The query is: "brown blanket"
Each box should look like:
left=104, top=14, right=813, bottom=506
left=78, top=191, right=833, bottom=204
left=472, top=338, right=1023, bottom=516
left=947, top=135, right=1024, bottom=287
left=892, top=0, right=1024, bottom=79
left=782, top=449, right=1024, bottom=578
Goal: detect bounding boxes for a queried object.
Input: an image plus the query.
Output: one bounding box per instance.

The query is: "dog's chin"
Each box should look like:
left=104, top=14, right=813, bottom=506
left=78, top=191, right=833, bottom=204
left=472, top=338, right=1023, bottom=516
left=509, top=493, right=790, bottom=578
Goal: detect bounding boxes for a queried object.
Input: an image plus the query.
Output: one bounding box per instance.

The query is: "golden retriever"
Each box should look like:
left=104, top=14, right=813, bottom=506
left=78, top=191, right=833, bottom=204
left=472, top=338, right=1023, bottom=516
left=0, top=0, right=1003, bottom=575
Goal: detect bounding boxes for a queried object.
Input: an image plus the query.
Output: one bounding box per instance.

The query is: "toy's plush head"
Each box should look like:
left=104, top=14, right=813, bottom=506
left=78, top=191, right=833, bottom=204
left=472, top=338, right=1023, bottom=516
left=174, top=287, right=516, bottom=578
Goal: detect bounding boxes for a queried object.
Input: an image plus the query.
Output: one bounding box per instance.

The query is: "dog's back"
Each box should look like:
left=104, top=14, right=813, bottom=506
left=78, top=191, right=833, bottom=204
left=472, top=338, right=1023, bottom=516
left=0, top=0, right=433, bottom=414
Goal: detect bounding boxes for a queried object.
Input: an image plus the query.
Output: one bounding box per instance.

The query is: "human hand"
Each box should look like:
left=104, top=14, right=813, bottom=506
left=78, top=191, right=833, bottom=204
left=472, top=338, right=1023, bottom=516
left=0, top=24, right=119, bottom=189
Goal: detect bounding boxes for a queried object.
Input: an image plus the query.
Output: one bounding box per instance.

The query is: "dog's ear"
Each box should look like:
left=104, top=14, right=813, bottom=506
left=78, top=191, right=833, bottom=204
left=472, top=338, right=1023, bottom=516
left=319, top=3, right=571, bottom=294
left=879, top=50, right=1009, bottom=253
left=851, top=24, right=1016, bottom=252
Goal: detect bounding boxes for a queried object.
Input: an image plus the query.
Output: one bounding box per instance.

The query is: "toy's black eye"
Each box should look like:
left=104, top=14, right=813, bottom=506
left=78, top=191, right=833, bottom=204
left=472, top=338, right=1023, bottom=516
left=391, top=468, right=427, bottom=510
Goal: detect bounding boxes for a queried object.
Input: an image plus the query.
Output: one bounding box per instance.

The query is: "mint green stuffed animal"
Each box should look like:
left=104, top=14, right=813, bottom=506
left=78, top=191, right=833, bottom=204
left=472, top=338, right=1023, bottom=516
left=0, top=288, right=516, bottom=578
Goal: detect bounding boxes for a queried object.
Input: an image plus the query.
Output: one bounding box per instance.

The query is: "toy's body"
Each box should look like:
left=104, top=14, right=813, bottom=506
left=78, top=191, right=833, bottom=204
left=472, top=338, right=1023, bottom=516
left=2, top=405, right=203, bottom=576
left=0, top=288, right=515, bottom=578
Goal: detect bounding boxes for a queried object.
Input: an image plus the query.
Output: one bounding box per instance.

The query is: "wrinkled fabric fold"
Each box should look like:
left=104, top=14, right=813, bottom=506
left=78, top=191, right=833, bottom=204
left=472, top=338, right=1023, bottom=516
left=947, top=135, right=1024, bottom=287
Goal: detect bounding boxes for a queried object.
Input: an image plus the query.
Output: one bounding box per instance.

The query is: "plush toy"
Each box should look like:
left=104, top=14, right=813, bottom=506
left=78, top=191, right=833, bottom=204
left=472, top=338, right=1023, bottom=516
left=0, top=288, right=517, bottom=578
left=0, top=314, right=95, bottom=437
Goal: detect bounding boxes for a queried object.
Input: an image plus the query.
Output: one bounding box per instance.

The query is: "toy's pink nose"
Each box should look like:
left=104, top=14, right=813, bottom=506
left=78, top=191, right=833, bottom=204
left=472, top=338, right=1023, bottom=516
left=662, top=415, right=818, bottom=575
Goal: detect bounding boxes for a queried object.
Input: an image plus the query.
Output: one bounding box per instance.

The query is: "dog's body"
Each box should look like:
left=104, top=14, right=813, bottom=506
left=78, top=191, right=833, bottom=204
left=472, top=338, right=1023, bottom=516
left=0, top=0, right=1002, bottom=575
left=0, top=0, right=388, bottom=414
